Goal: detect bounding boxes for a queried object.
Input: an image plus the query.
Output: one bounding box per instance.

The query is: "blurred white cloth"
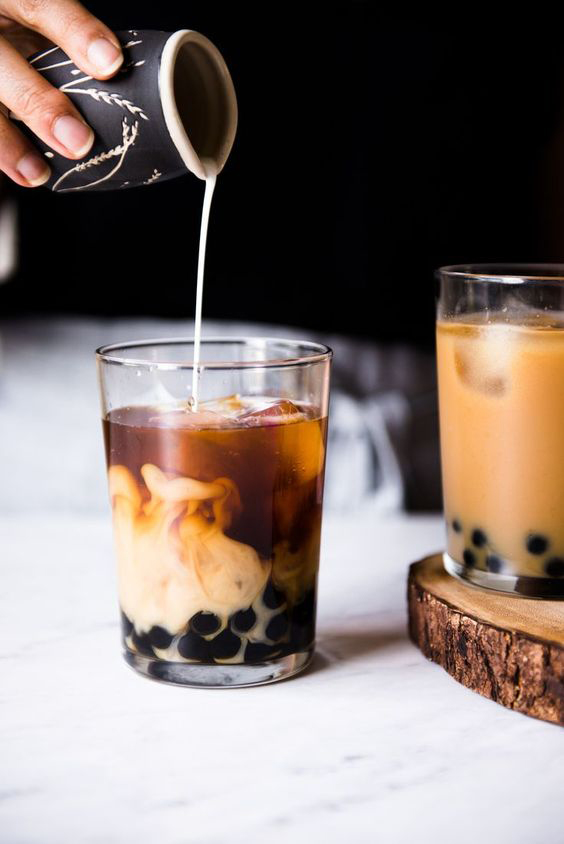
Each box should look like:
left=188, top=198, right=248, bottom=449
left=0, top=317, right=439, bottom=514
left=0, top=196, right=17, bottom=282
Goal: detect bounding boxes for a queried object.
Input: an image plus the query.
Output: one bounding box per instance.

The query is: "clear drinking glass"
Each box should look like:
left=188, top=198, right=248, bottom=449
left=96, top=338, right=332, bottom=686
left=436, top=264, right=564, bottom=598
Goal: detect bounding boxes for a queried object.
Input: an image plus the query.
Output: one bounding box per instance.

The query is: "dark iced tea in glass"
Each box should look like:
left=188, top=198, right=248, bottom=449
left=103, top=397, right=327, bottom=670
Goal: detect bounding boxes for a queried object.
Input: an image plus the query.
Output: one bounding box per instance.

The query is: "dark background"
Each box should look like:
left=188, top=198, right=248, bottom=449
left=2, top=3, right=564, bottom=347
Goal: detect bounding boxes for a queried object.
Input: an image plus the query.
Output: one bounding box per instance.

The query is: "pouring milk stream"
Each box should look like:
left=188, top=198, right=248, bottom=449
left=190, top=160, right=217, bottom=410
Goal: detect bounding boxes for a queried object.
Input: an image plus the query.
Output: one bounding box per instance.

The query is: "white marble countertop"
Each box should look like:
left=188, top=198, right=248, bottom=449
left=0, top=318, right=562, bottom=842
left=2, top=511, right=563, bottom=844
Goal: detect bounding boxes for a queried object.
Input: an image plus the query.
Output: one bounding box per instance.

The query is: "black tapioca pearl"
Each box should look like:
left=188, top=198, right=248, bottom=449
left=148, top=625, right=173, bottom=650
left=266, top=612, right=289, bottom=642
left=526, top=534, right=549, bottom=555
left=210, top=629, right=242, bottom=660
left=262, top=580, right=285, bottom=610
left=471, top=529, right=487, bottom=548
left=178, top=631, right=210, bottom=661
left=452, top=519, right=462, bottom=533
left=486, top=554, right=503, bottom=574
left=232, top=607, right=257, bottom=633
left=190, top=611, right=221, bottom=637
left=463, top=549, right=476, bottom=568
left=131, top=630, right=154, bottom=656
left=121, top=611, right=133, bottom=638
left=545, top=557, right=564, bottom=577
left=245, top=642, right=280, bottom=663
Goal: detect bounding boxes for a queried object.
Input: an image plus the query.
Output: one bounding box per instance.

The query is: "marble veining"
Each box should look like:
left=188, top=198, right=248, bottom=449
left=1, top=512, right=563, bottom=843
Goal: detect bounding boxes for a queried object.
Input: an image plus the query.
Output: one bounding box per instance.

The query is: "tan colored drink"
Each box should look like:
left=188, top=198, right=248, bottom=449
left=437, top=317, right=564, bottom=589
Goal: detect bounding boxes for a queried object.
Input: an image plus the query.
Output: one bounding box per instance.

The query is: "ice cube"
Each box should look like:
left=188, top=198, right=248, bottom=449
left=148, top=408, right=236, bottom=429
left=454, top=325, right=512, bottom=397
left=239, top=399, right=305, bottom=426
left=199, top=394, right=246, bottom=415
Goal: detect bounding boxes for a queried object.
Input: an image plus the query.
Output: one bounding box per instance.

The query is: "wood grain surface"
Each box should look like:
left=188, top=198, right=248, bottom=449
left=408, top=554, right=564, bottom=725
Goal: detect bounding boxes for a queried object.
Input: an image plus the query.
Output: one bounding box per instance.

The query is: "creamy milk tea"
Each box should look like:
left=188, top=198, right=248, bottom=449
left=437, top=315, right=564, bottom=585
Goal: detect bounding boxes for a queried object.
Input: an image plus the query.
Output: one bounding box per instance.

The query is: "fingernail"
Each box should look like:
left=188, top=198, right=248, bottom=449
left=53, top=115, right=94, bottom=157
left=17, top=153, right=51, bottom=187
left=87, top=37, right=123, bottom=74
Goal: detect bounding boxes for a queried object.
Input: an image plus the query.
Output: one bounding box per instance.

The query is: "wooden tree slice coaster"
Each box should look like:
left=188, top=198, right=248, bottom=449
left=408, top=554, right=564, bottom=726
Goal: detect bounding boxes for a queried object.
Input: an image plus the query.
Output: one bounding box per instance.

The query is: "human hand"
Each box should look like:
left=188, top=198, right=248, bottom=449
left=0, top=0, right=123, bottom=188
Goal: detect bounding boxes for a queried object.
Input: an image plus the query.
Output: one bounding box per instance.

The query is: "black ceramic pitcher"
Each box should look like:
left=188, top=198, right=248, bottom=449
left=19, top=29, right=238, bottom=193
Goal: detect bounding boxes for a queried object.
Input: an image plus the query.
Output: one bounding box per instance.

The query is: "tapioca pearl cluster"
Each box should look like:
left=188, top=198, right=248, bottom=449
left=525, top=533, right=564, bottom=577
left=173, top=589, right=287, bottom=663
left=448, top=518, right=504, bottom=573
left=121, top=613, right=170, bottom=655
left=121, top=577, right=313, bottom=665
left=447, top=518, right=564, bottom=577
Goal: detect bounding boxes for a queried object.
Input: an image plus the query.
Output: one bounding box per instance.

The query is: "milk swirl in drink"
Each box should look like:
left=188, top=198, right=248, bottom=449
left=104, top=400, right=327, bottom=665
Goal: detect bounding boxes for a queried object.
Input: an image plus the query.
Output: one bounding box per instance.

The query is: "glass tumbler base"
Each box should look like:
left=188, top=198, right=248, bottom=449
left=123, top=647, right=315, bottom=688
left=443, top=553, right=564, bottom=599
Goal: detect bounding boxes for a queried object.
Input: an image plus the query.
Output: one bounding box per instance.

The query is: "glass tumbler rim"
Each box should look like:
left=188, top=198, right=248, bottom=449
left=96, top=336, right=333, bottom=371
left=436, top=263, right=564, bottom=284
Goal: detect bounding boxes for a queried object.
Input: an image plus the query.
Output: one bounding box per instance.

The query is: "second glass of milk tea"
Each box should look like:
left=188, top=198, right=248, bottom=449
left=436, top=264, right=564, bottom=598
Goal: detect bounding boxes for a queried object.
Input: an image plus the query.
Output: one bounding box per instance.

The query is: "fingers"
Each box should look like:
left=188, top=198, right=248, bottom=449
left=0, top=1, right=124, bottom=186
left=0, top=20, right=49, bottom=58
left=0, top=33, right=95, bottom=159
left=0, top=106, right=50, bottom=187
left=2, top=0, right=123, bottom=79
